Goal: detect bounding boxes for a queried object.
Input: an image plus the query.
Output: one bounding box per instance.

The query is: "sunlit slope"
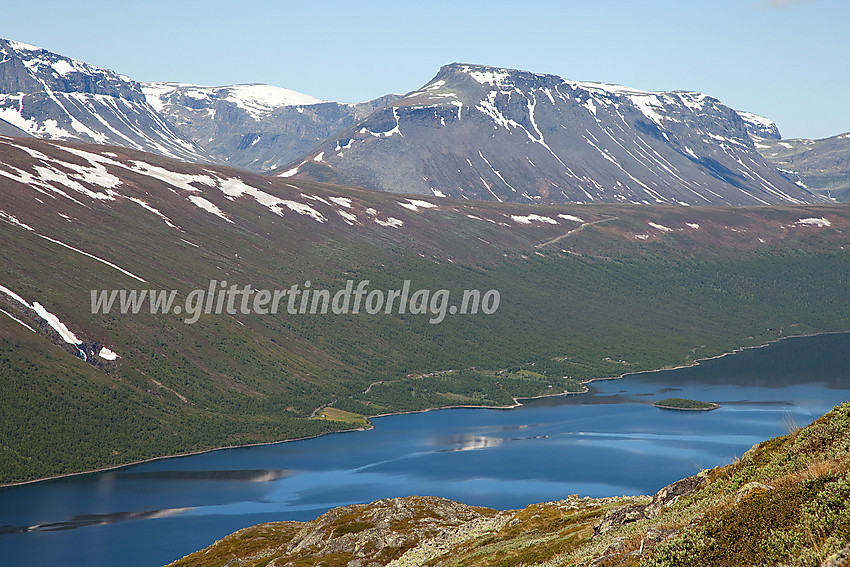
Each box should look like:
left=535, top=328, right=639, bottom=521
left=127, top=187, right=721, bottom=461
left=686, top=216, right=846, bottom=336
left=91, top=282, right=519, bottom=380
left=1, top=136, right=849, bottom=483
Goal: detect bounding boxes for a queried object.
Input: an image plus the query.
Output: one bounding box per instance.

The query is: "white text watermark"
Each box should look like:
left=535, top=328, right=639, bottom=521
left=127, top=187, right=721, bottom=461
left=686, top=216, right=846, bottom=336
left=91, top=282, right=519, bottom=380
left=91, top=280, right=500, bottom=325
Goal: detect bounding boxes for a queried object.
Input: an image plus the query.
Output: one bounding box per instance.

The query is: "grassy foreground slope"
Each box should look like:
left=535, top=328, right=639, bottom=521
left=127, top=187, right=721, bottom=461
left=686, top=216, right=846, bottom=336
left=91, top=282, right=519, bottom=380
left=1, top=137, right=850, bottom=483
left=169, top=401, right=850, bottom=567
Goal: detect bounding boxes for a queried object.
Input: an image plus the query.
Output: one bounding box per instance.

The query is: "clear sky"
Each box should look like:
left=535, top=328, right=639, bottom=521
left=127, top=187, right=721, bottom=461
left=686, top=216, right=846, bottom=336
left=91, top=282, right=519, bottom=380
left=2, top=0, right=847, bottom=139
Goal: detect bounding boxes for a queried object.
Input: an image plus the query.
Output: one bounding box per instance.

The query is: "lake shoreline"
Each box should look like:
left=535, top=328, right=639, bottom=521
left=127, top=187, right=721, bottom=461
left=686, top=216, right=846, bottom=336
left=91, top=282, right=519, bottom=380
left=3, top=330, right=846, bottom=488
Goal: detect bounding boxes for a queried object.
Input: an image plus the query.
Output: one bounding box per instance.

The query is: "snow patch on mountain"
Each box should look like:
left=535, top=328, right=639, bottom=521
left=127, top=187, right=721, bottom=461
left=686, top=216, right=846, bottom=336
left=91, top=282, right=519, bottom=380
left=0, top=307, right=37, bottom=332
left=796, top=217, right=831, bottom=227
left=557, top=214, right=584, bottom=223
left=398, top=199, right=437, bottom=212
left=98, top=347, right=119, bottom=360
left=0, top=209, right=34, bottom=230
left=31, top=301, right=82, bottom=345
left=142, top=83, right=323, bottom=121
left=188, top=195, right=231, bottom=222
left=736, top=110, right=781, bottom=140
left=336, top=209, right=358, bottom=225
left=374, top=216, right=404, bottom=228
left=648, top=222, right=673, bottom=232
left=0, top=138, right=411, bottom=232
left=128, top=161, right=214, bottom=193
left=0, top=283, right=80, bottom=344
left=329, top=197, right=353, bottom=208
left=0, top=283, right=121, bottom=361
left=511, top=214, right=558, bottom=225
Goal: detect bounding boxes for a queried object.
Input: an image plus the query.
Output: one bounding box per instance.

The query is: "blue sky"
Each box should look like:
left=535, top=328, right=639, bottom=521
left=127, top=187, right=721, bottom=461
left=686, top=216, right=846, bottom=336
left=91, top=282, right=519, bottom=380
left=2, top=0, right=847, bottom=139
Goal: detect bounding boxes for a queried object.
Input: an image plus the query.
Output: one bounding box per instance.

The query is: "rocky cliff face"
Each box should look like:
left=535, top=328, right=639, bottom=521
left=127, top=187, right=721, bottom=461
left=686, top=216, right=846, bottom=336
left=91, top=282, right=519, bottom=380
left=143, top=82, right=399, bottom=171
left=279, top=63, right=819, bottom=206
left=0, top=38, right=212, bottom=163
left=736, top=110, right=782, bottom=141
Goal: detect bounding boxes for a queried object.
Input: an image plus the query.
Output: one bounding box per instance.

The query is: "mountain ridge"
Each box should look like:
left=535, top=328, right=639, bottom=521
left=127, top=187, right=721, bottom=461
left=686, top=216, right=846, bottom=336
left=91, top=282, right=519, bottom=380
left=142, top=81, right=400, bottom=172
left=277, top=62, right=819, bottom=206
left=754, top=132, right=850, bottom=202
left=2, top=38, right=843, bottom=206
left=0, top=38, right=213, bottom=163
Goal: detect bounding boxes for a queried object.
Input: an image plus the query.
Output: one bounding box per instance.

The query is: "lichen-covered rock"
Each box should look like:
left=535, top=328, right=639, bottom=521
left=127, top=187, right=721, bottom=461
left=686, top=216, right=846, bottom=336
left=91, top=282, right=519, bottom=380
left=823, top=543, right=850, bottom=567
left=595, top=473, right=706, bottom=535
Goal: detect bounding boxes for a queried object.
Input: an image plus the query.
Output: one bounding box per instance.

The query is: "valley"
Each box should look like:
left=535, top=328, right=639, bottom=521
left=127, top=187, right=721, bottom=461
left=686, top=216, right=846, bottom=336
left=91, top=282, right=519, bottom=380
left=1, top=24, right=849, bottom=567
left=1, top=135, right=849, bottom=484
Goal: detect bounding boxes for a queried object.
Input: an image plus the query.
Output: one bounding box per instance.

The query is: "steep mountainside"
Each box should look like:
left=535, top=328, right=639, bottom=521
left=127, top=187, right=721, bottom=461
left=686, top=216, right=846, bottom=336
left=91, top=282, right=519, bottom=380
left=1, top=136, right=849, bottom=484
left=755, top=133, right=850, bottom=202
left=143, top=82, right=399, bottom=172
left=279, top=63, right=819, bottom=206
left=736, top=110, right=782, bottom=141
left=170, top=401, right=850, bottom=567
left=0, top=117, right=30, bottom=137
left=0, top=39, right=212, bottom=163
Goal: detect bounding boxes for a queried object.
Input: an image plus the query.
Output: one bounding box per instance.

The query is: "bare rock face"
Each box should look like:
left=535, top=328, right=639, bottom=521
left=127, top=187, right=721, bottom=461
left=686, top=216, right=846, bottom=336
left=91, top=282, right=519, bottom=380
left=288, top=496, right=489, bottom=559
left=280, top=63, right=820, bottom=206
left=643, top=472, right=708, bottom=518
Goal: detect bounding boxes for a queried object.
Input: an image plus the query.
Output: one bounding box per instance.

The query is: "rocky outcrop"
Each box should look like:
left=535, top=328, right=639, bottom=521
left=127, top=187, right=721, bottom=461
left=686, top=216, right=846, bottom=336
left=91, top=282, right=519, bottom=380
left=823, top=543, right=850, bottom=567
left=595, top=472, right=707, bottom=535
left=168, top=495, right=509, bottom=567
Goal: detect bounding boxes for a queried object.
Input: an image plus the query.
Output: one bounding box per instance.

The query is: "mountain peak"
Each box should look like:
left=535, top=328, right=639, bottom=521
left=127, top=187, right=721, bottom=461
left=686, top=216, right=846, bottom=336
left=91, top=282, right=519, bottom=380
left=281, top=62, right=817, bottom=205
left=0, top=37, right=212, bottom=163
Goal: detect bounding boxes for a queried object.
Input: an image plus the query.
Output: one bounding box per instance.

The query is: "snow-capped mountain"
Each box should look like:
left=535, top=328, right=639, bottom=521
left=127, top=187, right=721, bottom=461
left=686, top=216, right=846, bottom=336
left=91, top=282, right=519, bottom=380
left=278, top=63, right=819, bottom=206
left=143, top=82, right=399, bottom=172
left=0, top=39, right=828, bottom=206
left=0, top=38, right=212, bottom=163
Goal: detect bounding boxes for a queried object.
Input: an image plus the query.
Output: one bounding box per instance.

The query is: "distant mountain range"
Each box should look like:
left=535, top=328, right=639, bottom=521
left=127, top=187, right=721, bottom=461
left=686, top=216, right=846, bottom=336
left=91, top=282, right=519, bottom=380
left=1, top=38, right=846, bottom=203
left=753, top=133, right=850, bottom=201
left=142, top=82, right=399, bottom=171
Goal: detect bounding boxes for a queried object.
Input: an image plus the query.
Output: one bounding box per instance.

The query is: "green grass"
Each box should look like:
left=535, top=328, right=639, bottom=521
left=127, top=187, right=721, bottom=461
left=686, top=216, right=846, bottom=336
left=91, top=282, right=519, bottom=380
left=311, top=407, right=368, bottom=426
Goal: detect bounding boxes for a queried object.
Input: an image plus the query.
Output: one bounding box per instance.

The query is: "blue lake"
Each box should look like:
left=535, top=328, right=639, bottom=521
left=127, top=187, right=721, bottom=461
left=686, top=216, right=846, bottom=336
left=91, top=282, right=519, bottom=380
left=1, top=332, right=849, bottom=566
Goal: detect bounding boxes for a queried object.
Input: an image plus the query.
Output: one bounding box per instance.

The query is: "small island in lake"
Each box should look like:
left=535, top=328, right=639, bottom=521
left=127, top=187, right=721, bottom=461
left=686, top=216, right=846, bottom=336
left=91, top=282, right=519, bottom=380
left=653, top=397, right=720, bottom=411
